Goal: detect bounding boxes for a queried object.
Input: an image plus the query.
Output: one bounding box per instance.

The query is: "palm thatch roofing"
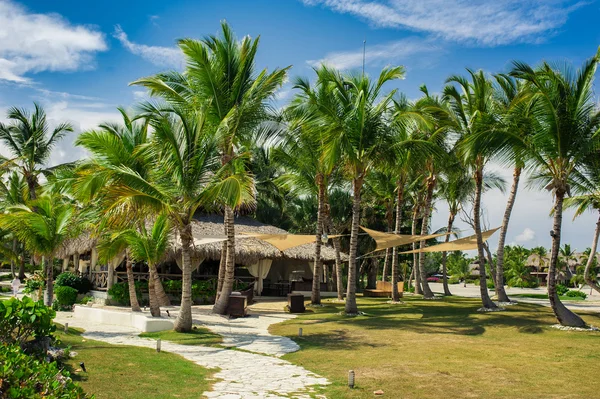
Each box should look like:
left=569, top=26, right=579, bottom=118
left=57, top=215, right=346, bottom=265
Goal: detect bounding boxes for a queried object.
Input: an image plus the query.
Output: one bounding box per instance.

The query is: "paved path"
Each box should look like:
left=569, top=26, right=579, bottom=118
left=428, top=283, right=600, bottom=313
left=55, top=303, right=328, bottom=399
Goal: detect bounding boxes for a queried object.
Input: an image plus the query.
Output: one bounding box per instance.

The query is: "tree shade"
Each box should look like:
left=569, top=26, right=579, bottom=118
left=400, top=228, right=500, bottom=254
left=360, top=226, right=450, bottom=252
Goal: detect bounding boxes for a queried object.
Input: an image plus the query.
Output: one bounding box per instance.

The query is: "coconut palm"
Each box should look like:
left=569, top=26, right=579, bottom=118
left=0, top=172, right=29, bottom=279
left=131, top=22, right=288, bottom=315
left=0, top=194, right=77, bottom=306
left=510, top=49, right=600, bottom=326
left=0, top=103, right=72, bottom=199
left=317, top=65, right=405, bottom=314
left=445, top=69, right=499, bottom=310
left=113, top=214, right=171, bottom=317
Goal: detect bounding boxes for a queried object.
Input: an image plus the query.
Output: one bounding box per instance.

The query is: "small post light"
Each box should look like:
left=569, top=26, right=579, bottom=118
left=321, top=233, right=328, bottom=244
left=298, top=328, right=303, bottom=337
left=156, top=338, right=161, bottom=353
left=348, top=370, right=355, bottom=388
left=64, top=323, right=68, bottom=333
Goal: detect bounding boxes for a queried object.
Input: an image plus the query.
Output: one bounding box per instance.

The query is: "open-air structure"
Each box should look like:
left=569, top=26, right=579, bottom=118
left=56, top=215, right=345, bottom=297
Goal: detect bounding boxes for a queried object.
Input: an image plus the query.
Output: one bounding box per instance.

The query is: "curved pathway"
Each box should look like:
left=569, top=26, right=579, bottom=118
left=55, top=304, right=328, bottom=399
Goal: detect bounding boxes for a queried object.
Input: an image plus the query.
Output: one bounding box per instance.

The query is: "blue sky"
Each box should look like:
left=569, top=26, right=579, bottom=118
left=1, top=0, right=600, bottom=251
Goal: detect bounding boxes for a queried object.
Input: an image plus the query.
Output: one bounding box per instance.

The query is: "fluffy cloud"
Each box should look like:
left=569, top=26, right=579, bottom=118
left=0, top=1, right=107, bottom=82
left=515, top=228, right=536, bottom=243
left=308, top=37, right=439, bottom=70
left=113, top=25, right=183, bottom=68
left=302, top=0, right=585, bottom=45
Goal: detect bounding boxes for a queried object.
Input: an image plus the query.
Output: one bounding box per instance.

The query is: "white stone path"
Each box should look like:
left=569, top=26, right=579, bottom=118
left=55, top=305, right=329, bottom=399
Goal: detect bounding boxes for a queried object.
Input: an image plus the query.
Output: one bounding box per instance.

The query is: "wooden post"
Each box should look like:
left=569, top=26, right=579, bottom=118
left=73, top=253, right=80, bottom=274
left=107, top=261, right=115, bottom=290
left=62, top=258, right=69, bottom=273
left=90, top=247, right=98, bottom=279
left=156, top=339, right=161, bottom=353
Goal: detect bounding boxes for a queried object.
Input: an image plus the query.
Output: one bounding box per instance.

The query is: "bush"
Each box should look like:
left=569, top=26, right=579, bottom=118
left=556, top=284, right=569, bottom=296
left=448, top=276, right=460, bottom=285
left=565, top=290, right=587, bottom=299
left=0, top=296, right=56, bottom=346
left=426, top=277, right=440, bottom=283
left=108, top=282, right=145, bottom=306
left=78, top=295, right=94, bottom=305
left=55, top=286, right=79, bottom=310
left=55, top=272, right=93, bottom=294
left=486, top=279, right=495, bottom=289
left=23, top=273, right=45, bottom=297
left=0, top=344, right=91, bottom=398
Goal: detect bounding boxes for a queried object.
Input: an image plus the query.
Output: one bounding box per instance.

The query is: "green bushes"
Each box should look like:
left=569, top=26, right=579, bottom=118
left=565, top=290, right=587, bottom=299
left=0, top=296, right=56, bottom=345
left=556, top=284, right=569, bottom=296
left=54, top=286, right=79, bottom=310
left=55, top=272, right=93, bottom=294
left=448, top=276, right=460, bottom=284
left=0, top=344, right=91, bottom=398
left=109, top=279, right=217, bottom=305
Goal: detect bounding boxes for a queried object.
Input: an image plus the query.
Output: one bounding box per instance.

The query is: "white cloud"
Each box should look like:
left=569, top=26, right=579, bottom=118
left=308, top=37, right=439, bottom=70
left=132, top=90, right=148, bottom=101
left=515, top=228, right=536, bottom=243
left=301, top=0, right=585, bottom=46
left=113, top=25, right=183, bottom=68
left=0, top=1, right=107, bottom=82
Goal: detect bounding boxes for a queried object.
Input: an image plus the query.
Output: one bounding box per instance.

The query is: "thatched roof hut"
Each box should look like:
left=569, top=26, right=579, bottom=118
left=57, top=215, right=345, bottom=265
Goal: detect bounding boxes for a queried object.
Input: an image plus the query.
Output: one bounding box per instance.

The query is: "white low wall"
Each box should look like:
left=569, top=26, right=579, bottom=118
left=73, top=306, right=173, bottom=333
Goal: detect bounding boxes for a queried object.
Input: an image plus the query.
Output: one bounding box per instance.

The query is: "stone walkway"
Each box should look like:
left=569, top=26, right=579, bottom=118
left=55, top=303, right=328, bottom=399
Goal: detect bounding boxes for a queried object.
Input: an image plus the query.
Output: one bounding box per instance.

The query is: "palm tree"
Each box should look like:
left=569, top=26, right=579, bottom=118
left=0, top=172, right=29, bottom=279
left=0, top=194, right=77, bottom=306
left=510, top=49, right=600, bottom=327
left=114, top=214, right=171, bottom=317
left=0, top=103, right=72, bottom=199
left=445, top=69, right=499, bottom=310
left=318, top=65, right=405, bottom=314
left=131, top=22, right=289, bottom=315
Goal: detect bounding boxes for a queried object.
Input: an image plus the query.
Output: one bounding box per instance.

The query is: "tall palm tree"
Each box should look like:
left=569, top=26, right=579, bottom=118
left=0, top=194, right=77, bottom=306
left=114, top=214, right=171, bottom=317
left=510, top=49, right=600, bottom=326
left=0, top=103, right=72, bottom=199
left=319, top=65, right=405, bottom=314
left=0, top=172, right=29, bottom=279
left=131, top=22, right=289, bottom=315
left=445, top=69, right=499, bottom=310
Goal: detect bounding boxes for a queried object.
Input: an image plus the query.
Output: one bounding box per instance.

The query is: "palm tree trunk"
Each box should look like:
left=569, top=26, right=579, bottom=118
left=10, top=238, right=16, bottom=278
left=382, top=202, right=393, bottom=281
left=18, top=246, right=25, bottom=280
left=312, top=178, right=325, bottom=305
left=44, top=256, right=53, bottom=307
left=391, top=181, right=405, bottom=301
left=407, top=265, right=415, bottom=291
left=548, top=190, right=586, bottom=327
left=495, top=167, right=521, bottom=302
left=484, top=244, right=498, bottom=288
left=148, top=266, right=161, bottom=317
left=213, top=206, right=236, bottom=315
left=584, top=212, right=600, bottom=294
left=418, top=178, right=435, bottom=299
left=216, top=238, right=227, bottom=300
left=153, top=270, right=171, bottom=307
left=474, top=168, right=497, bottom=309
left=324, top=203, right=344, bottom=300
left=126, top=253, right=141, bottom=312
left=411, top=203, right=422, bottom=295
left=441, top=213, right=455, bottom=296
left=345, top=177, right=363, bottom=314
left=174, top=223, right=194, bottom=331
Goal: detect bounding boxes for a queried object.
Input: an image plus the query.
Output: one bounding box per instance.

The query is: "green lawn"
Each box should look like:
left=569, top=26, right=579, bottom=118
left=511, top=293, right=586, bottom=301
left=56, top=326, right=218, bottom=399
left=140, top=328, right=222, bottom=346
left=270, top=296, right=600, bottom=399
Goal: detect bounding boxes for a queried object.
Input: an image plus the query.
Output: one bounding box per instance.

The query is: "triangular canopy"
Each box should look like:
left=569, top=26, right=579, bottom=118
left=399, top=227, right=500, bottom=254
left=360, top=226, right=450, bottom=252
left=241, top=233, right=340, bottom=252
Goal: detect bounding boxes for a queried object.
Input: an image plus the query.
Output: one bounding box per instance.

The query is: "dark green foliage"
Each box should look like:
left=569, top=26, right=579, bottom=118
left=0, top=344, right=91, bottom=398
left=565, top=290, right=587, bottom=299
left=556, top=284, right=569, bottom=296
left=55, top=272, right=93, bottom=294
left=55, top=286, right=79, bottom=309
left=0, top=296, right=56, bottom=345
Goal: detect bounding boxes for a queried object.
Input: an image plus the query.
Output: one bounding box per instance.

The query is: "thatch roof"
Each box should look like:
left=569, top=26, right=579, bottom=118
left=57, top=214, right=346, bottom=265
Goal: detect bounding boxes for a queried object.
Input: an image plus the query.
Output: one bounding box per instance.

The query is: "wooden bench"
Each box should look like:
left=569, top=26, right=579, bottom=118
left=364, top=281, right=404, bottom=298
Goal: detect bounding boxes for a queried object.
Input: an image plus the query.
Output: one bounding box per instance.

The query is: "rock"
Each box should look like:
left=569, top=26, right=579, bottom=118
left=374, top=389, right=384, bottom=395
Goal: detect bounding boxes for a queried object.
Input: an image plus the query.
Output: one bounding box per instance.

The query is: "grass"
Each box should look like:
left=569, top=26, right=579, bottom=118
left=270, top=296, right=600, bottom=399
left=511, top=293, right=586, bottom=301
left=55, top=325, right=218, bottom=399
left=140, top=327, right=222, bottom=346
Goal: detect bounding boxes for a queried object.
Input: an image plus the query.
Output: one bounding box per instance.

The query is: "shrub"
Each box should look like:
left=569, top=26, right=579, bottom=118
left=55, top=272, right=93, bottom=294
left=565, top=290, right=587, bottom=299
left=486, top=279, right=495, bottom=289
left=426, top=277, right=440, bottom=283
left=448, top=276, right=460, bottom=285
left=0, top=344, right=91, bottom=398
left=23, top=273, right=45, bottom=298
left=0, top=296, right=56, bottom=345
left=78, top=295, right=94, bottom=305
left=55, top=286, right=79, bottom=310
left=108, top=282, right=145, bottom=306
left=556, top=284, right=569, bottom=296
